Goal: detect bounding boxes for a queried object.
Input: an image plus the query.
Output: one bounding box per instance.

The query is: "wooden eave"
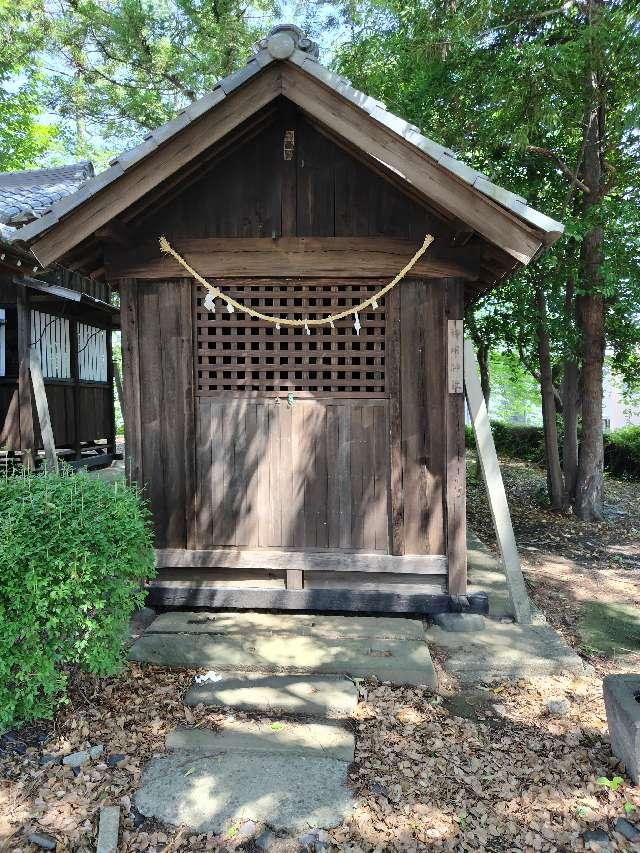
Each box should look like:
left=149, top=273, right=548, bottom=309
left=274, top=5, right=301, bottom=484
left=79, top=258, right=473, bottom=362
left=11, top=54, right=562, bottom=295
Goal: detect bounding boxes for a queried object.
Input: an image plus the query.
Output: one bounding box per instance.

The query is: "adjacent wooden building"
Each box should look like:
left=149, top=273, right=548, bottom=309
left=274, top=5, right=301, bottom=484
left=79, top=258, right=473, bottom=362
left=0, top=164, right=118, bottom=468
left=12, top=26, right=563, bottom=612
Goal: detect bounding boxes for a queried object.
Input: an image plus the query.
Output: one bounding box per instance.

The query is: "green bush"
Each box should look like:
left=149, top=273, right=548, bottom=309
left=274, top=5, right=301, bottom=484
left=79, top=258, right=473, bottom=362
left=604, top=425, right=640, bottom=478
left=466, top=420, right=640, bottom=479
left=465, top=421, right=547, bottom=462
left=0, top=470, right=155, bottom=732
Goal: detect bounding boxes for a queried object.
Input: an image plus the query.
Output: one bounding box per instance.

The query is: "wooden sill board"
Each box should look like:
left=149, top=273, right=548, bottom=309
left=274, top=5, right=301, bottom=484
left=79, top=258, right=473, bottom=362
left=155, top=548, right=448, bottom=575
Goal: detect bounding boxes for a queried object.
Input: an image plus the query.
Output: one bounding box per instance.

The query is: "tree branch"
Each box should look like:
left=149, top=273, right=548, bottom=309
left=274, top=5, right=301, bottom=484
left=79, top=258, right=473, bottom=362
left=518, top=338, right=564, bottom=411
left=526, top=145, right=591, bottom=193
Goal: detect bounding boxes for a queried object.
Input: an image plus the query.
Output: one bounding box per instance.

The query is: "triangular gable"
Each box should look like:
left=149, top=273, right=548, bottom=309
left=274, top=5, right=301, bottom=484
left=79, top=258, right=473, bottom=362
left=14, top=25, right=563, bottom=272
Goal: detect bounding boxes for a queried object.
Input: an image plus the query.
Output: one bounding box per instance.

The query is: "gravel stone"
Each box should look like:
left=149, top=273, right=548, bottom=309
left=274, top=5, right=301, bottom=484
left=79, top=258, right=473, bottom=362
left=583, top=828, right=610, bottom=847
left=546, top=697, right=570, bottom=716
left=62, top=750, right=89, bottom=768
left=27, top=832, right=57, bottom=849
left=89, top=744, right=104, bottom=760
left=39, top=753, right=61, bottom=766
left=106, top=753, right=127, bottom=768
left=234, top=819, right=257, bottom=841
left=255, top=829, right=278, bottom=851
left=614, top=817, right=640, bottom=842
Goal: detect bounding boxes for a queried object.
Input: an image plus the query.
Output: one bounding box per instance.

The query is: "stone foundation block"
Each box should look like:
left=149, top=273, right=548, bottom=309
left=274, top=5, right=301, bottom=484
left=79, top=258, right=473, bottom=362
left=603, top=674, right=640, bottom=784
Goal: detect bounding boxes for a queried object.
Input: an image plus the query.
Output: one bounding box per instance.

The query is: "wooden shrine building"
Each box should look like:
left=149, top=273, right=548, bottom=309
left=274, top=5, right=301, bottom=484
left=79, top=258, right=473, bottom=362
left=0, top=164, right=118, bottom=470
left=11, top=25, right=563, bottom=612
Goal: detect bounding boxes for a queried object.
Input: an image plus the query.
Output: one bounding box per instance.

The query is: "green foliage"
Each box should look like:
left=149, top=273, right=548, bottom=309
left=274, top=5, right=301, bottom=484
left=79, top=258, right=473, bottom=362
left=597, top=776, right=624, bottom=792
left=467, top=422, right=640, bottom=480
left=488, top=351, right=542, bottom=426
left=0, top=470, right=155, bottom=732
left=38, top=0, right=276, bottom=156
left=604, top=426, right=640, bottom=479
left=0, top=1, right=55, bottom=169
left=331, top=0, right=640, bottom=510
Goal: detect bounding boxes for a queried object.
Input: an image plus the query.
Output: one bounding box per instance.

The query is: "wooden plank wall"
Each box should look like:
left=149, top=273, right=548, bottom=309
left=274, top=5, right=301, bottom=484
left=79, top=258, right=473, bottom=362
left=119, top=278, right=195, bottom=548
left=397, top=278, right=447, bottom=556
left=138, top=111, right=444, bottom=244
left=195, top=397, right=388, bottom=552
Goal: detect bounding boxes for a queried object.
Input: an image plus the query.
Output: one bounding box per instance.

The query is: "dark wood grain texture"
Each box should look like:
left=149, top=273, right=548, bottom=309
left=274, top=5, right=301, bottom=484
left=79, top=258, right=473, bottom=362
left=445, top=279, right=467, bottom=595
left=146, top=582, right=489, bottom=615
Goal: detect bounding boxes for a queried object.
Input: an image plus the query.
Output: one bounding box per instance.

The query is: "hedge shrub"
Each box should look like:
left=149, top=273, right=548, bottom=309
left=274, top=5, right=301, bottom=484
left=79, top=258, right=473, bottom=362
left=0, top=470, right=155, bottom=732
left=466, top=422, right=640, bottom=479
left=604, top=426, right=640, bottom=479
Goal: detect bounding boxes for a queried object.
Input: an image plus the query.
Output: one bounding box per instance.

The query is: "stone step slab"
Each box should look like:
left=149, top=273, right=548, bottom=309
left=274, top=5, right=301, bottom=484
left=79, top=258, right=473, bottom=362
left=166, top=718, right=355, bottom=762
left=184, top=672, right=358, bottom=718
left=145, top=610, right=425, bottom=641
left=129, top=632, right=436, bottom=687
left=424, top=621, right=588, bottom=684
left=134, top=751, right=353, bottom=834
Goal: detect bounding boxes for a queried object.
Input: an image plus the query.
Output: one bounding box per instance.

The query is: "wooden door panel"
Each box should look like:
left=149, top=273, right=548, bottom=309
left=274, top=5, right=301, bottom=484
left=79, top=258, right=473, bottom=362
left=195, top=397, right=388, bottom=552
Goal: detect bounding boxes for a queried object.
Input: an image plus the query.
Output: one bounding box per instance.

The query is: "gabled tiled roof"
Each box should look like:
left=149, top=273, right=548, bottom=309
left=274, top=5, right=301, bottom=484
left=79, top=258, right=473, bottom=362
left=0, top=161, right=94, bottom=226
left=12, top=26, right=563, bottom=253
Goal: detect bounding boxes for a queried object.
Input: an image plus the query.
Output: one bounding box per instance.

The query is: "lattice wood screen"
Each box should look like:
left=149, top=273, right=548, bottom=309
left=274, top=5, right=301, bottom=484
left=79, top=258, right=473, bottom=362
left=195, top=280, right=386, bottom=395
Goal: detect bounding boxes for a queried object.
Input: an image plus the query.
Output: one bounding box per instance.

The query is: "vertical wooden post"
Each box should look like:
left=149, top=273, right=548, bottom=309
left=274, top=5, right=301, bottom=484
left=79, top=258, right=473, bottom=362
left=114, top=359, right=125, bottom=459
left=106, top=319, right=116, bottom=455
left=119, top=279, right=142, bottom=487
left=464, top=338, right=532, bottom=624
left=16, top=286, right=35, bottom=470
left=445, top=279, right=467, bottom=596
left=386, top=285, right=404, bottom=555
left=70, top=317, right=82, bottom=460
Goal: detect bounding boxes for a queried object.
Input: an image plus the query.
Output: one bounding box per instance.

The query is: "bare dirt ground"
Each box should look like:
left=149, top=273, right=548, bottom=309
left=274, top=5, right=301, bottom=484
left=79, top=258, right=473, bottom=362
left=2, top=459, right=640, bottom=852
left=467, top=456, right=640, bottom=674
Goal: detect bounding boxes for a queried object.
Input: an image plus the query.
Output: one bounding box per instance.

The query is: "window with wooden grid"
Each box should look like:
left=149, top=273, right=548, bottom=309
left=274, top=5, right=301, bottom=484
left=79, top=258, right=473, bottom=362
left=195, top=280, right=386, bottom=395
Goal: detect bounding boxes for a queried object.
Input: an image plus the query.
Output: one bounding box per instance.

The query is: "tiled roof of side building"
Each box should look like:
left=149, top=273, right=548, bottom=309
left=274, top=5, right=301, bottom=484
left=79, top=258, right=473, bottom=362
left=0, top=161, right=94, bottom=226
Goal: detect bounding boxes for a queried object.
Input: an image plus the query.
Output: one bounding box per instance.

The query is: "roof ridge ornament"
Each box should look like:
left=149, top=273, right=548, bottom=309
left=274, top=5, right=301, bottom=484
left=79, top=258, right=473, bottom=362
left=255, top=24, right=320, bottom=62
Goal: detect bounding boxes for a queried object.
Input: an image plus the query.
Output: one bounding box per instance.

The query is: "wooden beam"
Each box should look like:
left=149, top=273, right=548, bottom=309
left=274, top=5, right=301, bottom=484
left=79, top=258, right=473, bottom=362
left=445, top=282, right=466, bottom=595
left=464, top=337, right=531, bottom=624
left=286, top=570, right=304, bottom=590
left=106, top=237, right=481, bottom=281
left=70, top=318, right=81, bottom=460
left=95, top=220, right=133, bottom=248
left=385, top=286, right=404, bottom=555
left=29, top=348, right=58, bottom=472
left=106, top=322, right=116, bottom=454
left=155, top=547, right=448, bottom=574
left=281, top=64, right=542, bottom=264
left=30, top=65, right=283, bottom=267
left=146, top=582, right=489, bottom=615
left=119, top=279, right=143, bottom=487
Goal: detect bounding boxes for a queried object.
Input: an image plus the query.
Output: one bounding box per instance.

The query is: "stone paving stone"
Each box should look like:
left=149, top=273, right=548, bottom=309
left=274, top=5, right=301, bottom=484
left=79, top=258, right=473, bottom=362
left=166, top=718, right=355, bottom=763
left=129, top=632, right=436, bottom=687
left=425, top=620, right=587, bottom=684
left=145, top=611, right=425, bottom=641
left=134, top=751, right=353, bottom=834
left=184, top=673, right=358, bottom=718
left=96, top=806, right=120, bottom=853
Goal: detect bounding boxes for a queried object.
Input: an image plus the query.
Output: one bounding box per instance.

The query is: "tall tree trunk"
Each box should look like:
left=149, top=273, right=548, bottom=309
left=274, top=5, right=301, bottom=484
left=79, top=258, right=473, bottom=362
left=575, top=0, right=605, bottom=521
left=575, top=290, right=604, bottom=519
left=562, top=358, right=580, bottom=507
left=562, top=271, right=579, bottom=508
left=535, top=288, right=564, bottom=510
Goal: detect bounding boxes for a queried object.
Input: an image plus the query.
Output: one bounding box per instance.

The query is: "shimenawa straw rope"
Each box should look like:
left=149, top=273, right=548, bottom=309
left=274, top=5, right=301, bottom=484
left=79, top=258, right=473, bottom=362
left=158, top=233, right=434, bottom=327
